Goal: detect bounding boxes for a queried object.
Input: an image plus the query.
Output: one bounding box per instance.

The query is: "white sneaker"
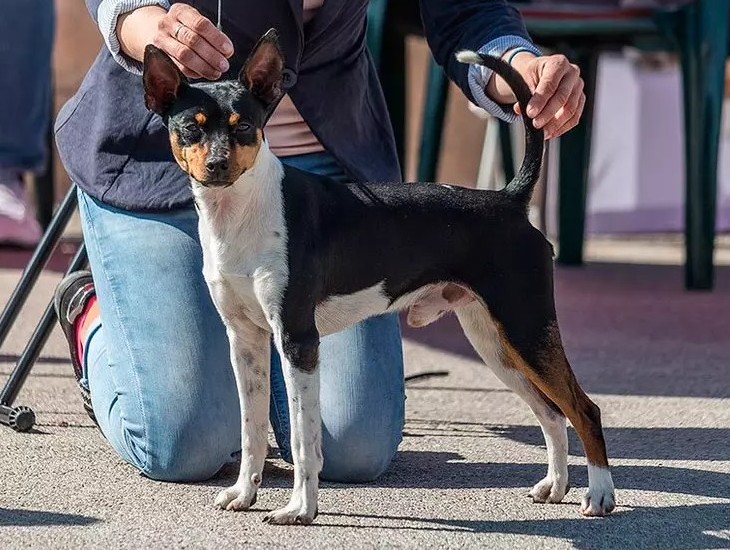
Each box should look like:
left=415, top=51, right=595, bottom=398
left=0, top=175, right=42, bottom=248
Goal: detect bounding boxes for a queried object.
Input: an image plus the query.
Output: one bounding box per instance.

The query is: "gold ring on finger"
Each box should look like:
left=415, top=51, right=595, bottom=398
left=174, top=22, right=185, bottom=40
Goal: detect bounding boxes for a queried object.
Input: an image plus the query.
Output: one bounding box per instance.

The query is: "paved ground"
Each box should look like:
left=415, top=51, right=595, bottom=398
left=1, top=241, right=729, bottom=549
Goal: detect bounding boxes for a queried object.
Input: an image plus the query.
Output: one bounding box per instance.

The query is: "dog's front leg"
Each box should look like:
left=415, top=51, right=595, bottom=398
left=214, top=317, right=271, bottom=512
left=263, top=328, right=322, bottom=525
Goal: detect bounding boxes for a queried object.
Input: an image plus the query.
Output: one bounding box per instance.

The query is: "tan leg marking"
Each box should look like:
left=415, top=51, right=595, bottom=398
left=497, top=322, right=609, bottom=468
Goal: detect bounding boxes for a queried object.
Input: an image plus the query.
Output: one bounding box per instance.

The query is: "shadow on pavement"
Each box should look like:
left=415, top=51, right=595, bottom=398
left=316, top=503, right=730, bottom=550
left=208, top=451, right=729, bottom=500
left=403, top=420, right=730, bottom=461
left=498, top=424, right=730, bottom=461
left=370, top=452, right=730, bottom=499
left=0, top=507, right=99, bottom=527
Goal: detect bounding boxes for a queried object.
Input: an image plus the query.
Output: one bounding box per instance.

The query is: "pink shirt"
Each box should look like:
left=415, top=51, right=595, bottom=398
left=267, top=0, right=326, bottom=157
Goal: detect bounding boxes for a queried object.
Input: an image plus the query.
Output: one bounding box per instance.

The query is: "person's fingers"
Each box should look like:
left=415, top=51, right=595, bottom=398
left=541, top=79, right=585, bottom=138
left=171, top=4, right=234, bottom=57
left=532, top=65, right=580, bottom=130
left=525, top=55, right=571, bottom=119
left=152, top=3, right=233, bottom=80
left=173, top=23, right=230, bottom=75
left=546, top=92, right=586, bottom=139
left=152, top=33, right=215, bottom=79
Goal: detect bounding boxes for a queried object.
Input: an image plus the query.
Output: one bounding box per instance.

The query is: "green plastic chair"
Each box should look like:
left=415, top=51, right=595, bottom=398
left=367, top=0, right=730, bottom=291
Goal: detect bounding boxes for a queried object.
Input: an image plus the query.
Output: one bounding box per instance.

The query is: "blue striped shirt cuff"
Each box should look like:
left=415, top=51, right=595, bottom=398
left=467, top=35, right=542, bottom=123
left=98, top=0, right=171, bottom=75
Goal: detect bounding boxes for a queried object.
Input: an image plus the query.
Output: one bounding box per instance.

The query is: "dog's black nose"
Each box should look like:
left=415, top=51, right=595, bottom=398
left=206, top=157, right=229, bottom=175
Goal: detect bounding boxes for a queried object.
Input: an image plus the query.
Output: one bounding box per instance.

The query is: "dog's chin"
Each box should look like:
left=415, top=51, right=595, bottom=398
left=192, top=177, right=239, bottom=189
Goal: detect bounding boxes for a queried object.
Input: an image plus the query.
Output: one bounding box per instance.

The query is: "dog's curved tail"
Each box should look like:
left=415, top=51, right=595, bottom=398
left=456, top=51, right=544, bottom=207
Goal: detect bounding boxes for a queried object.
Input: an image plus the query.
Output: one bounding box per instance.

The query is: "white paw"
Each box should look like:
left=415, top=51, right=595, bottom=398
left=215, top=483, right=258, bottom=512
left=581, top=464, right=615, bottom=516
left=580, top=489, right=615, bottom=516
left=262, top=503, right=317, bottom=525
left=529, top=475, right=570, bottom=503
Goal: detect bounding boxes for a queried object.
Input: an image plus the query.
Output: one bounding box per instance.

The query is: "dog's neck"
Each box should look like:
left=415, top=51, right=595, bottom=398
left=192, top=140, right=287, bottom=276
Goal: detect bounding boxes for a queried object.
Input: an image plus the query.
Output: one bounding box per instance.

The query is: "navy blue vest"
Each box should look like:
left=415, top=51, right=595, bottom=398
left=55, top=0, right=530, bottom=211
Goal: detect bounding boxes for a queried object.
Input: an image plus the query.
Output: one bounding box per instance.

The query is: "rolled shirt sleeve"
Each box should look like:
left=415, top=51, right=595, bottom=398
left=467, top=36, right=542, bottom=122
left=97, top=0, right=171, bottom=74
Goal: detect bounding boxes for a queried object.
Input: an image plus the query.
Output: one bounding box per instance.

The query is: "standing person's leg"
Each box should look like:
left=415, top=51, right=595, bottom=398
left=0, top=0, right=53, bottom=170
left=270, top=153, right=406, bottom=482
left=0, top=0, right=53, bottom=246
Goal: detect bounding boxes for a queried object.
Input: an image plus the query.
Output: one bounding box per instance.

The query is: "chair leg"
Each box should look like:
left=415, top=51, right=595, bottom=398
left=378, top=14, right=407, bottom=178
left=476, top=116, right=508, bottom=190
left=416, top=58, right=449, bottom=182
left=366, top=0, right=389, bottom=69
left=557, top=49, right=599, bottom=266
left=32, top=73, right=56, bottom=229
left=498, top=119, right=516, bottom=183
left=676, top=0, right=729, bottom=290
left=34, top=120, right=55, bottom=229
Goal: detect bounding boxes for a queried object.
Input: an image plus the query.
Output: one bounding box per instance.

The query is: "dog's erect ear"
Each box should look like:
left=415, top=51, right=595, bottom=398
left=239, top=28, right=285, bottom=110
left=143, top=45, right=187, bottom=115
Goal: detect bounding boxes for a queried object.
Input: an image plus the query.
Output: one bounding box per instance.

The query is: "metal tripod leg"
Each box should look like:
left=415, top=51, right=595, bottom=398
left=0, top=244, right=87, bottom=431
left=0, top=185, right=78, bottom=347
left=0, top=184, right=85, bottom=432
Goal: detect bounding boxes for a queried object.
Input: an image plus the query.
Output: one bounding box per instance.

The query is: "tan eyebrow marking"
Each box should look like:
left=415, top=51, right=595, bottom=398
left=195, top=112, right=207, bottom=125
left=229, top=113, right=240, bottom=126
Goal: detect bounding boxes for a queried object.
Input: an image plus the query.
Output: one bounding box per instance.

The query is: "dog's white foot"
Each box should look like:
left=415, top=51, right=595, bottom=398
left=580, top=489, right=615, bottom=516
left=580, top=465, right=615, bottom=516
left=529, top=475, right=570, bottom=503
left=215, top=483, right=258, bottom=512
left=262, top=498, right=317, bottom=525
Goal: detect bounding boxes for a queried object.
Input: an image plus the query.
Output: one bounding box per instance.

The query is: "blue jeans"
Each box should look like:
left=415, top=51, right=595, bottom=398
left=78, top=152, right=405, bottom=483
left=0, top=1, right=54, bottom=171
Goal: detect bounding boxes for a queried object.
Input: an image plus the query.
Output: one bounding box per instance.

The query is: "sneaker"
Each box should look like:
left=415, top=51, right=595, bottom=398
left=54, top=270, right=97, bottom=422
left=0, top=173, right=42, bottom=248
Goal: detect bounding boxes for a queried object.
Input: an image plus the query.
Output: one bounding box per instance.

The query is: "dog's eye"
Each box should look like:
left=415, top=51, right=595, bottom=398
left=179, top=123, right=203, bottom=143
left=236, top=123, right=252, bottom=133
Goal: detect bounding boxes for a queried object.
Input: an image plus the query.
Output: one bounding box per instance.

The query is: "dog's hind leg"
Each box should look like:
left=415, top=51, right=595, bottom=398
left=511, top=321, right=615, bottom=516
left=263, top=326, right=322, bottom=525
left=455, top=302, right=570, bottom=505
left=214, top=318, right=272, bottom=511
left=461, top=277, right=615, bottom=516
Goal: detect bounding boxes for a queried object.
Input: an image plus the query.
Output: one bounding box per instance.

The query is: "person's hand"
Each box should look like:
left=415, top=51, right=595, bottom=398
left=487, top=51, right=585, bottom=140
left=117, top=4, right=234, bottom=80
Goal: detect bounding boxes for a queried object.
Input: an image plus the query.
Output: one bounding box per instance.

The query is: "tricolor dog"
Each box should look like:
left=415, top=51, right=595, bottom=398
left=141, top=29, right=615, bottom=525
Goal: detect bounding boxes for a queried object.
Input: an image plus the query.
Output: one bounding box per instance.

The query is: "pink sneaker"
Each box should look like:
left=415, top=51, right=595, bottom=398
left=0, top=174, right=42, bottom=248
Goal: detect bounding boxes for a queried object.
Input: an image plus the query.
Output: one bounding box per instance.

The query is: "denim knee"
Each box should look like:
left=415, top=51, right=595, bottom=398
left=134, top=402, right=238, bottom=483
left=320, top=425, right=401, bottom=483
left=138, top=430, right=234, bottom=483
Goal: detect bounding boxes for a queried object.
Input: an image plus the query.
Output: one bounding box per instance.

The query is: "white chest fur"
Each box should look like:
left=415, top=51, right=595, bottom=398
left=193, top=144, right=289, bottom=332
